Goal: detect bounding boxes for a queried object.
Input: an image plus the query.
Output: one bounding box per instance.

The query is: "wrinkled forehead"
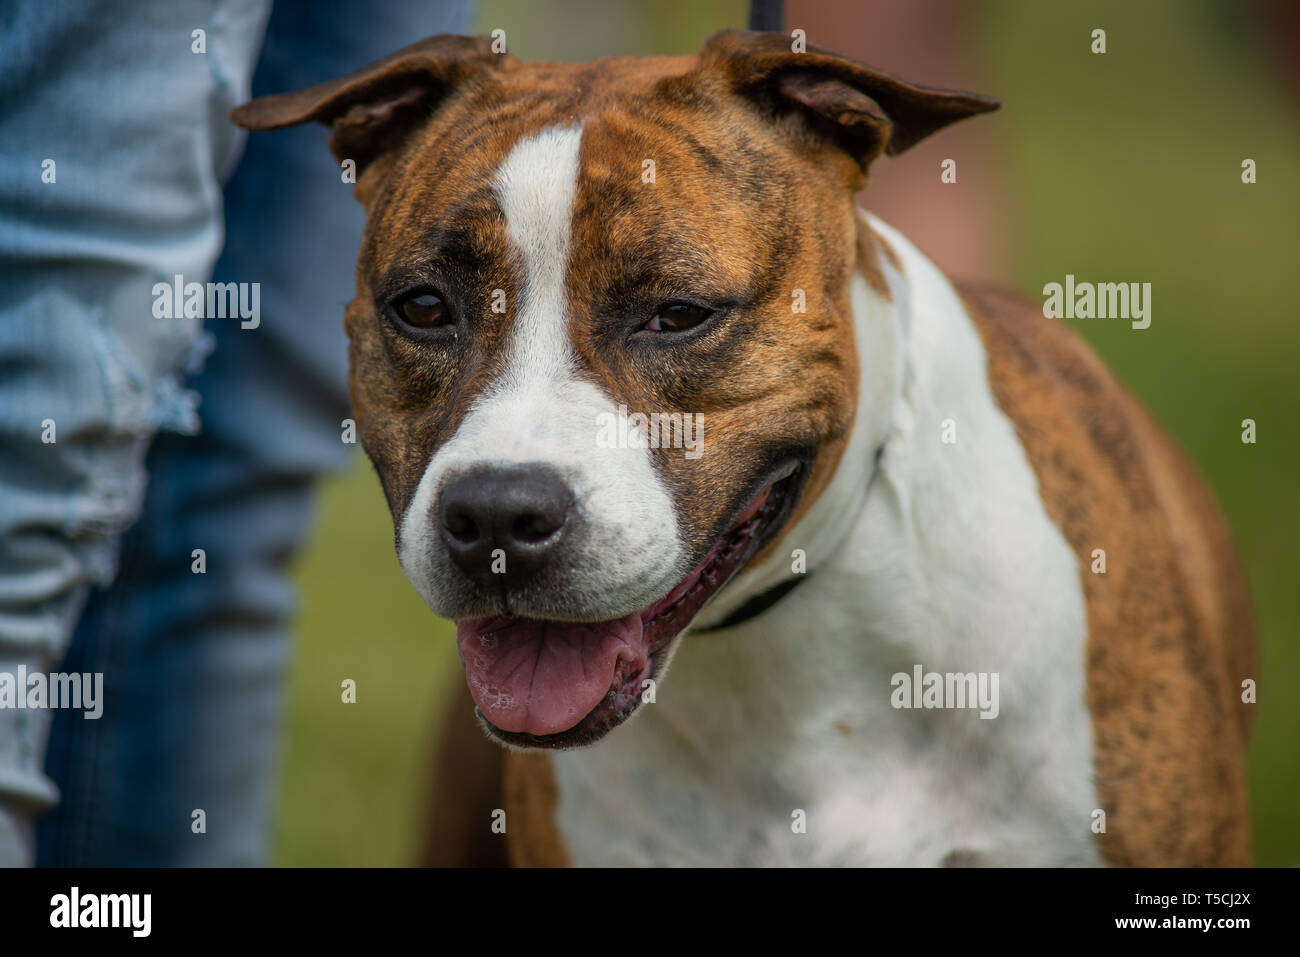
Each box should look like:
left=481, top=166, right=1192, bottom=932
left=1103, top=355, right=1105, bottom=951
left=360, top=56, right=805, bottom=290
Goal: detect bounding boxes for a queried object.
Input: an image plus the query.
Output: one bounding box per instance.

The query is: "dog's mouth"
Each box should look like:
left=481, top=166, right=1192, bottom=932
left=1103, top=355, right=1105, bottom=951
left=456, top=468, right=800, bottom=749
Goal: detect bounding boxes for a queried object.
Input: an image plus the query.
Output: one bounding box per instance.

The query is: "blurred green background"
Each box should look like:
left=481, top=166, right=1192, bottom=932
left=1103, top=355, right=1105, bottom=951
left=273, top=0, right=1299, bottom=865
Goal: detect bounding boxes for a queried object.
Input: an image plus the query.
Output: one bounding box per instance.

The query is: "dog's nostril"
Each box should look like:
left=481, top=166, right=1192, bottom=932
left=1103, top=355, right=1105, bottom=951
left=443, top=508, right=480, bottom=545
left=511, top=511, right=563, bottom=544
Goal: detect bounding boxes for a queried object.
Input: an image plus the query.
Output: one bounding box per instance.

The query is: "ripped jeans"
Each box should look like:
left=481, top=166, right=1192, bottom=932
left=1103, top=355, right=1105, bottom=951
left=0, top=0, right=471, bottom=865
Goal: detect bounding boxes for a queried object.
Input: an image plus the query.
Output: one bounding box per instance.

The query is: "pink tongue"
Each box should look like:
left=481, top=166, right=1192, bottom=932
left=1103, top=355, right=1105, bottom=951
left=456, top=613, right=648, bottom=736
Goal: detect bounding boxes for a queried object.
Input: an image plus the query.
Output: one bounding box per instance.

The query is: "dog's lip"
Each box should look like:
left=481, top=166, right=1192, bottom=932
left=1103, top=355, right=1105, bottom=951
left=465, top=468, right=799, bottom=748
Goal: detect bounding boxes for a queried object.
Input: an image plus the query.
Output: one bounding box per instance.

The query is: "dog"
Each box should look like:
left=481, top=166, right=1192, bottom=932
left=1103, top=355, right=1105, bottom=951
left=233, top=30, right=1255, bottom=866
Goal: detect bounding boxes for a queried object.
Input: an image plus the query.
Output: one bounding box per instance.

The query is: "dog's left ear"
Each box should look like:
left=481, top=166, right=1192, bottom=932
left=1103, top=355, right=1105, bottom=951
left=699, top=30, right=999, bottom=172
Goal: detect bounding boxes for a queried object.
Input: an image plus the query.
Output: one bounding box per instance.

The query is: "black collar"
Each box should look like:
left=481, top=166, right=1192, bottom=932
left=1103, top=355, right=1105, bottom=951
left=690, top=441, right=885, bottom=633
left=691, top=575, right=810, bottom=632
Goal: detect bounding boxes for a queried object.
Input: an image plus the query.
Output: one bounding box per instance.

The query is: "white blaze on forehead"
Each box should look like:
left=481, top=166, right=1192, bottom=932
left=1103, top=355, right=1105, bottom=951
left=396, top=124, right=685, bottom=620
left=492, top=124, right=584, bottom=386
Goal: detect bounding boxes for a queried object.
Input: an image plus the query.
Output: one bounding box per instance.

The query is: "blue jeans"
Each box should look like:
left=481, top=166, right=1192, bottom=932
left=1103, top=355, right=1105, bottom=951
left=0, top=0, right=471, bottom=866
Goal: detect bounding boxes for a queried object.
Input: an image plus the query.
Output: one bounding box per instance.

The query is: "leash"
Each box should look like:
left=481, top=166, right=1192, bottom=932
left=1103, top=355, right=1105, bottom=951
left=748, top=0, right=784, bottom=31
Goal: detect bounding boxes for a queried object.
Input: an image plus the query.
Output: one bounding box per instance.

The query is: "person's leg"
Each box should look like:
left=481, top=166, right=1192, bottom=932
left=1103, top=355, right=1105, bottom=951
left=0, top=0, right=273, bottom=867
left=36, top=0, right=473, bottom=866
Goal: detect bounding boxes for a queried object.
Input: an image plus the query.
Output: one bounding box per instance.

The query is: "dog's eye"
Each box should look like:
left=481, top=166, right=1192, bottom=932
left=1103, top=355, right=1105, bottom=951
left=643, top=303, right=713, bottom=333
left=395, top=290, right=451, bottom=329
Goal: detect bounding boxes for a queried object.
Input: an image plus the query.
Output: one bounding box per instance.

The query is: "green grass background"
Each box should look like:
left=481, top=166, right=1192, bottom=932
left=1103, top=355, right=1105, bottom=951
left=274, top=0, right=1299, bottom=866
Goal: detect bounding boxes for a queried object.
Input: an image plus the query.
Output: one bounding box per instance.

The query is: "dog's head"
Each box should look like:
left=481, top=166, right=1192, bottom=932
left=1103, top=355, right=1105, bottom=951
left=233, top=31, right=996, bottom=748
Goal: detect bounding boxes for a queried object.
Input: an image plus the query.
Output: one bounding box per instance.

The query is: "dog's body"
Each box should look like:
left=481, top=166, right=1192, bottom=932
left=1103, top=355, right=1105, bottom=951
left=499, top=225, right=1255, bottom=867
left=235, top=31, right=1254, bottom=867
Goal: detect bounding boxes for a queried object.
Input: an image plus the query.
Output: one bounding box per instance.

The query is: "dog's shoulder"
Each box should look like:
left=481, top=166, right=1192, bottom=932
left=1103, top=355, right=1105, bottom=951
left=503, top=751, right=569, bottom=866
left=957, top=280, right=1255, bottom=865
left=423, top=681, right=575, bottom=867
left=422, top=679, right=510, bottom=867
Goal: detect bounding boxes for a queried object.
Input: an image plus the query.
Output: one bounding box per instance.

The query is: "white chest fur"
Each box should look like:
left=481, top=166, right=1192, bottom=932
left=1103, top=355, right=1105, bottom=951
left=549, top=218, right=1101, bottom=867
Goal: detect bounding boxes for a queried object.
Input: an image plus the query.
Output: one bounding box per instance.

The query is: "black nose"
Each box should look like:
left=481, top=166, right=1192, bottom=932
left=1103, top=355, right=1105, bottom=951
left=438, top=467, right=574, bottom=590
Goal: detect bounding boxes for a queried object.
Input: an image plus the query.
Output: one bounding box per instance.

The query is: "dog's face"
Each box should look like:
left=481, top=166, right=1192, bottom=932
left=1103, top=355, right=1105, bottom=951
left=234, top=31, right=995, bottom=748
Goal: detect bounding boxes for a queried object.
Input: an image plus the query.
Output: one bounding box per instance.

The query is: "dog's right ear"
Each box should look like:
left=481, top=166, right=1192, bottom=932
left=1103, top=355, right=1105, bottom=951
left=698, top=30, right=998, bottom=180
left=230, top=34, right=509, bottom=179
